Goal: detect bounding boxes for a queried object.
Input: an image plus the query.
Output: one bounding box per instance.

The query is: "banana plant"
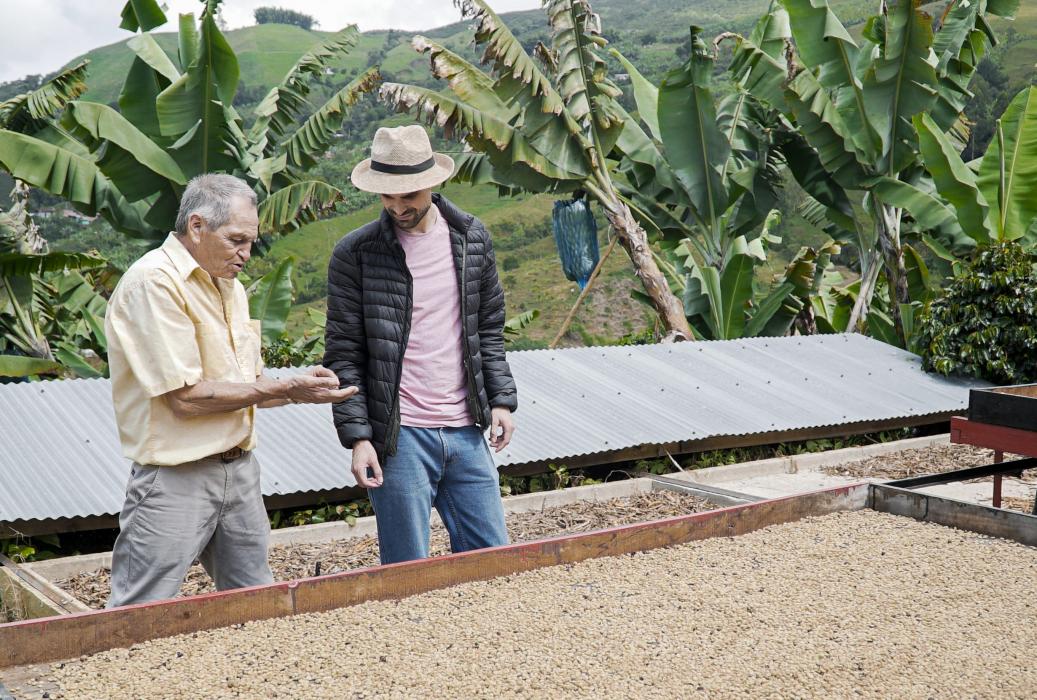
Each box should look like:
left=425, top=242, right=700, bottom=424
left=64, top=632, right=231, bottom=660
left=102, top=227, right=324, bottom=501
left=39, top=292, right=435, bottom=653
left=610, top=27, right=823, bottom=340
left=725, top=0, right=1018, bottom=344
left=889, top=86, right=1037, bottom=254
left=0, top=181, right=108, bottom=377
left=0, top=0, right=378, bottom=245
left=379, top=0, right=693, bottom=340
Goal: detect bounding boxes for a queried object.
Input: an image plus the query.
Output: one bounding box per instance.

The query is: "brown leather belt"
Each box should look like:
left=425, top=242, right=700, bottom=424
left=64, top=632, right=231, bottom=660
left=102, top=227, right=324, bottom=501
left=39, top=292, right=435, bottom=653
left=216, top=447, right=247, bottom=463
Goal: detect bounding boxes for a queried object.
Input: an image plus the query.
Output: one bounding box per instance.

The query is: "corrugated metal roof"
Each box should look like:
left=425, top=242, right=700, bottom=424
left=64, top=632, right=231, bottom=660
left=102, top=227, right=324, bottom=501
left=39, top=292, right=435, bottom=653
left=0, top=334, right=981, bottom=524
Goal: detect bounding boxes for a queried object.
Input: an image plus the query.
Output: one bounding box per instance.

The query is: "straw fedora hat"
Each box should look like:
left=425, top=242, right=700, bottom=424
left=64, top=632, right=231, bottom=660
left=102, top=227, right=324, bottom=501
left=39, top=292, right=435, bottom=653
left=350, top=125, right=455, bottom=194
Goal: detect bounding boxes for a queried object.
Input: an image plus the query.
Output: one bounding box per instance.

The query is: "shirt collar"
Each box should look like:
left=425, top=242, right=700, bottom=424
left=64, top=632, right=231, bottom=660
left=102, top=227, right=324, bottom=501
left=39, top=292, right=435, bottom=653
left=161, top=232, right=203, bottom=281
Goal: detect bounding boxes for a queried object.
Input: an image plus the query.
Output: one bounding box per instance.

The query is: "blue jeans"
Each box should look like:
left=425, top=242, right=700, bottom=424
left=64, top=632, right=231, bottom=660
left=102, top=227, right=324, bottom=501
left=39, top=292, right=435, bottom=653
left=368, top=425, right=509, bottom=564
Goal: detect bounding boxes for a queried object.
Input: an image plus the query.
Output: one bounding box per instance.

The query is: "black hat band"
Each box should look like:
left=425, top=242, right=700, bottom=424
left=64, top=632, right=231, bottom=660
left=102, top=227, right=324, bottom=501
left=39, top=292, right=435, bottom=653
left=370, top=157, right=436, bottom=175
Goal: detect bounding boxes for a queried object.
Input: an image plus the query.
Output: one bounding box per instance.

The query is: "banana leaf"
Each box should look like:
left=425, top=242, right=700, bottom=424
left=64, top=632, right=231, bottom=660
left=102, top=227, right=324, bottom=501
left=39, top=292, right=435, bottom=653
left=247, top=257, right=294, bottom=345
left=977, top=86, right=1037, bottom=240
left=0, top=355, right=62, bottom=377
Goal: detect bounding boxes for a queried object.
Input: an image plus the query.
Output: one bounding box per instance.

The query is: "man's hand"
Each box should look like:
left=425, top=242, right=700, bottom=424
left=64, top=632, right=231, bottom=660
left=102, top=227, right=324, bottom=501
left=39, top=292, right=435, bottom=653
left=489, top=407, right=515, bottom=453
left=285, top=366, right=357, bottom=404
left=351, top=439, right=383, bottom=488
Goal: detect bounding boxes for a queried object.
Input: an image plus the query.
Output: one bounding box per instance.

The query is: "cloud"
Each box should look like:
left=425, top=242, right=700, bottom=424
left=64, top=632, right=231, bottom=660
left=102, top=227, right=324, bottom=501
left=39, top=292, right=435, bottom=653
left=0, top=0, right=540, bottom=83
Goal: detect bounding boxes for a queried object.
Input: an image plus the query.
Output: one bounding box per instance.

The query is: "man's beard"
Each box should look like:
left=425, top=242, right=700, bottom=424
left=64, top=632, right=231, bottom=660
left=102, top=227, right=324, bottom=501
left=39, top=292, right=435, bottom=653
left=389, top=201, right=433, bottom=230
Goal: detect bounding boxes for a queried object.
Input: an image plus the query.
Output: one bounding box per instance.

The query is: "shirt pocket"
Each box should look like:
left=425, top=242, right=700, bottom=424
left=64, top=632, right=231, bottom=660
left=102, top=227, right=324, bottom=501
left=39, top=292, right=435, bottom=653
left=196, top=323, right=238, bottom=381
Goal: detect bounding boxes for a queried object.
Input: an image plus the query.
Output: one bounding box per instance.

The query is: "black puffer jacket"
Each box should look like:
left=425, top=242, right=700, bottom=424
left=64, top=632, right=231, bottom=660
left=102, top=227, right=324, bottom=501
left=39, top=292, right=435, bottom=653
left=324, top=194, right=518, bottom=459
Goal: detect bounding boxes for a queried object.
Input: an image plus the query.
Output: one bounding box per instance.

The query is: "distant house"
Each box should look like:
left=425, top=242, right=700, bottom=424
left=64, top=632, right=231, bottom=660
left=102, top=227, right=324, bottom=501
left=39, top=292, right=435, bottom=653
left=61, top=209, right=95, bottom=224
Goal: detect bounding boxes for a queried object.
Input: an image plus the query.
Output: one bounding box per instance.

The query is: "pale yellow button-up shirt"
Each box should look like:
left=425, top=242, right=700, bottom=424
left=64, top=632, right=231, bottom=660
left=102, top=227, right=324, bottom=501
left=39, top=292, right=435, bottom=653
left=105, top=233, right=263, bottom=466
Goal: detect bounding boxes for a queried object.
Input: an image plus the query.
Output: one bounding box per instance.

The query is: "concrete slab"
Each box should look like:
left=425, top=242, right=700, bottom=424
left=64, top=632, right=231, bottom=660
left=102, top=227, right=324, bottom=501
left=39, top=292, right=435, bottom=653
left=918, top=479, right=1035, bottom=508
left=701, top=472, right=863, bottom=499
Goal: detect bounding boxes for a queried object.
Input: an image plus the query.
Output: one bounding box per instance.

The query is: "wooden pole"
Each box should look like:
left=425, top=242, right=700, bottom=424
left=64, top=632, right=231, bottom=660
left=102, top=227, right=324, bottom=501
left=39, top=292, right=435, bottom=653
left=549, top=234, right=621, bottom=349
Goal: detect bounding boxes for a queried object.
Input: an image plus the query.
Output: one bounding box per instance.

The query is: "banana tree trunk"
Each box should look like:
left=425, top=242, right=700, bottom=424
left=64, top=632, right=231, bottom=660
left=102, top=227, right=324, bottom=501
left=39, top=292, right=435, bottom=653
left=606, top=202, right=693, bottom=341
left=847, top=251, right=882, bottom=332
left=874, top=202, right=908, bottom=345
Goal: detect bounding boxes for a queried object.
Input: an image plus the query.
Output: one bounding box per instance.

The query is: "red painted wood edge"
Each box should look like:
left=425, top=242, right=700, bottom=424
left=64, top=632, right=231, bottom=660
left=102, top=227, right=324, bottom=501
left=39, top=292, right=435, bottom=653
left=0, top=482, right=869, bottom=669
left=950, top=416, right=1037, bottom=458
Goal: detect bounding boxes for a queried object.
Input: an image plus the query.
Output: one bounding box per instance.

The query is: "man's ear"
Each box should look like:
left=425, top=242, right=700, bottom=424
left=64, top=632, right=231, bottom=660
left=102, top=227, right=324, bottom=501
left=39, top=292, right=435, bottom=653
left=187, top=213, right=206, bottom=242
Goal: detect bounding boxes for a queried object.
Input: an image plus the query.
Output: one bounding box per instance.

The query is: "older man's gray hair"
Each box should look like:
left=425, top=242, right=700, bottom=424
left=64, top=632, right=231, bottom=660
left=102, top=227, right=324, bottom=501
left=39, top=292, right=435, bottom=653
left=174, top=174, right=258, bottom=235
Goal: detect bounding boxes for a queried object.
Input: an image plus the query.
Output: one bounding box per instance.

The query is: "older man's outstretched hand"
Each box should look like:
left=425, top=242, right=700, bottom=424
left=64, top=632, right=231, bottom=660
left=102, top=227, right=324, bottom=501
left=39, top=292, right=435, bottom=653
left=285, top=366, right=357, bottom=404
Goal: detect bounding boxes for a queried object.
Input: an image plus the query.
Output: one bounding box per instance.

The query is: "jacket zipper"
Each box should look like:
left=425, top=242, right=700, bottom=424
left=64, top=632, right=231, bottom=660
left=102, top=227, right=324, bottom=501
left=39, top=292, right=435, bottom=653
left=458, top=226, right=482, bottom=428
left=387, top=249, right=413, bottom=457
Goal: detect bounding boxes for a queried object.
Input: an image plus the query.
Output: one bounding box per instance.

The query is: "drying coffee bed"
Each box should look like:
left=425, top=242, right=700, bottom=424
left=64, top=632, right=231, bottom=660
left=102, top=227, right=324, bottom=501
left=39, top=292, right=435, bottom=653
left=59, top=490, right=717, bottom=609
left=41, top=510, right=1037, bottom=699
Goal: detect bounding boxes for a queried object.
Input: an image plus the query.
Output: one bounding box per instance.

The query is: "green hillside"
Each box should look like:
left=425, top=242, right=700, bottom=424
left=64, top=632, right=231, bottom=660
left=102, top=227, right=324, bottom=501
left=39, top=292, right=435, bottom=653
left=43, top=0, right=911, bottom=109
left=266, top=182, right=654, bottom=346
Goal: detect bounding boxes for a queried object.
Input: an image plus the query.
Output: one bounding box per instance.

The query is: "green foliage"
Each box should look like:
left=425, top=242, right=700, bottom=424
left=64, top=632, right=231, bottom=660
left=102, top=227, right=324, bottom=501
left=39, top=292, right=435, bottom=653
left=269, top=499, right=372, bottom=529
left=254, top=7, right=317, bottom=31
left=498, top=428, right=913, bottom=496
left=503, top=309, right=540, bottom=344
left=918, top=241, right=1037, bottom=383
left=729, top=0, right=1018, bottom=345
left=0, top=181, right=112, bottom=378
left=1, top=534, right=61, bottom=562
left=247, top=257, right=294, bottom=345
left=499, top=463, right=600, bottom=496
left=260, top=305, right=326, bottom=367
left=0, top=1, right=377, bottom=244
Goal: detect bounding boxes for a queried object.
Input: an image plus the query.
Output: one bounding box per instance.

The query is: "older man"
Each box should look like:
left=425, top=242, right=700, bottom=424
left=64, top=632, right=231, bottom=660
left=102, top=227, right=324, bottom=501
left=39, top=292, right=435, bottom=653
left=325, top=125, right=518, bottom=565
left=104, top=173, right=355, bottom=607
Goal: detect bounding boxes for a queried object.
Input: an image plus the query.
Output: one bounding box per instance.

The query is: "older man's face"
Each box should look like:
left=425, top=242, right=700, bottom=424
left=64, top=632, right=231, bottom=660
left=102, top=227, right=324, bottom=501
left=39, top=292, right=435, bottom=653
left=187, top=196, right=258, bottom=279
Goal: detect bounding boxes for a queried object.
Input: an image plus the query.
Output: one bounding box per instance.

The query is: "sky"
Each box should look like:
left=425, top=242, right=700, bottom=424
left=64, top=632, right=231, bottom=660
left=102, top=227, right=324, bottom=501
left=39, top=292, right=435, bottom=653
left=0, top=0, right=541, bottom=83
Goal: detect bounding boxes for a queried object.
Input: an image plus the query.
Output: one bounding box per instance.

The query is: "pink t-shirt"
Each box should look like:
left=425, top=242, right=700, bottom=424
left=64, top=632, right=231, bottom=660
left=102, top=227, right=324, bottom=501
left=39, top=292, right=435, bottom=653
left=395, top=206, right=472, bottom=427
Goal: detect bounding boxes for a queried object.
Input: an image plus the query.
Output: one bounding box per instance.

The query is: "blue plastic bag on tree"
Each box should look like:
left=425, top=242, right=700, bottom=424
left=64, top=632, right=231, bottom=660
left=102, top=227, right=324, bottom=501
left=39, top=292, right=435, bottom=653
left=551, top=197, right=599, bottom=289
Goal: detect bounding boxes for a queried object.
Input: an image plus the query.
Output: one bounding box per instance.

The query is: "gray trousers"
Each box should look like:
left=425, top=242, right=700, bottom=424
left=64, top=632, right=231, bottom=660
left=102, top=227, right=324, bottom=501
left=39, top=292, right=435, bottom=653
left=106, top=451, right=274, bottom=608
